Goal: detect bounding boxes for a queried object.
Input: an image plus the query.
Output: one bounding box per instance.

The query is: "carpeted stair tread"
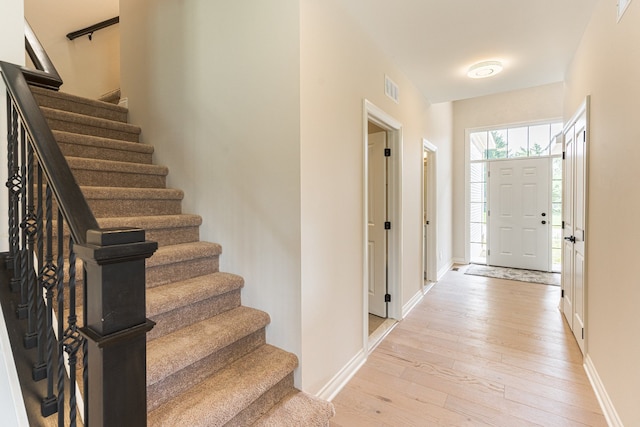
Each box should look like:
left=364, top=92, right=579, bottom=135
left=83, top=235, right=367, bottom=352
left=146, top=241, right=221, bottom=268
left=147, top=306, right=271, bottom=386
left=53, top=130, right=153, bottom=164
left=79, top=186, right=183, bottom=217
left=41, top=107, right=141, bottom=142
left=31, top=85, right=128, bottom=122
left=147, top=344, right=298, bottom=427
left=66, top=156, right=168, bottom=188
left=146, top=272, right=243, bottom=319
left=253, top=391, right=335, bottom=427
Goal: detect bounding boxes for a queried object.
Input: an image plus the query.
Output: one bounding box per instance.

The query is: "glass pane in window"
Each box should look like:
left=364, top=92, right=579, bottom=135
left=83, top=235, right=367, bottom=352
left=552, top=181, right=562, bottom=203
left=550, top=130, right=563, bottom=155
left=470, top=222, right=486, bottom=244
left=550, top=122, right=563, bottom=139
left=470, top=182, right=485, bottom=203
left=552, top=227, right=563, bottom=248
left=470, top=132, right=487, bottom=161
left=487, top=130, right=508, bottom=159
left=552, top=158, right=563, bottom=180
left=470, top=243, right=487, bottom=264
left=552, top=203, right=562, bottom=225
left=470, top=162, right=485, bottom=183
left=528, top=124, right=551, bottom=156
left=508, top=127, right=528, bottom=158
left=470, top=202, right=485, bottom=223
left=552, top=248, right=562, bottom=272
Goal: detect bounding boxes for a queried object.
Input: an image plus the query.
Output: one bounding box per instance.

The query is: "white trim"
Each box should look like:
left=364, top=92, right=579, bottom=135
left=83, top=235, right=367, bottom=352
left=317, top=348, right=367, bottom=402
left=584, top=355, right=623, bottom=427
left=368, top=319, right=398, bottom=352
left=438, top=259, right=455, bottom=280
left=402, top=288, right=425, bottom=319
left=362, top=99, right=404, bottom=358
left=0, top=298, right=29, bottom=427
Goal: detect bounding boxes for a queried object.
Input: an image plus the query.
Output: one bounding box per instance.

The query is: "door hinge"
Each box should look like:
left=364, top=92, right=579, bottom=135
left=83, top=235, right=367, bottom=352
left=487, top=249, right=490, bottom=256
left=561, top=289, right=564, bottom=298
left=384, top=221, right=391, bottom=230
left=562, top=151, right=565, bottom=160
left=487, top=171, right=490, bottom=178
left=384, top=148, right=391, bottom=157
left=426, top=220, right=430, bottom=225
left=487, top=210, right=490, bottom=217
left=384, top=294, right=391, bottom=302
left=582, top=130, right=586, bottom=141
left=582, top=328, right=584, bottom=340
left=562, top=221, right=565, bottom=229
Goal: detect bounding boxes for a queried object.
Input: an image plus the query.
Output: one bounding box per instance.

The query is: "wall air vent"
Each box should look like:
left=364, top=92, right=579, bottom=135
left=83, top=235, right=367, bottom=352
left=384, top=75, right=399, bottom=104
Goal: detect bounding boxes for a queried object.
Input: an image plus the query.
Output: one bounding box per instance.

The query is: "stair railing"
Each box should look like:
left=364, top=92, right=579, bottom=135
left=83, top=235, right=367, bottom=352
left=0, top=21, right=157, bottom=427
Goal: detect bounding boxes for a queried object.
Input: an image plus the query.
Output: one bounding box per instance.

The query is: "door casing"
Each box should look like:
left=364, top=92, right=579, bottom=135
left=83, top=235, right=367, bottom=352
left=363, top=99, right=402, bottom=352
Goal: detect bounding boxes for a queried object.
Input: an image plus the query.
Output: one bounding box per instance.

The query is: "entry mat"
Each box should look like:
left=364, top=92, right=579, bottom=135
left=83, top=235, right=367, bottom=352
left=464, top=264, right=560, bottom=286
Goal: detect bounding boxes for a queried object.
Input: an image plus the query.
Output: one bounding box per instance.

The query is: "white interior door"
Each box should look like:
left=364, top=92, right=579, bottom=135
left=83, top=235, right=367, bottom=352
left=368, top=131, right=387, bottom=317
left=563, top=108, right=588, bottom=354
left=423, top=152, right=428, bottom=281
left=488, top=158, right=550, bottom=271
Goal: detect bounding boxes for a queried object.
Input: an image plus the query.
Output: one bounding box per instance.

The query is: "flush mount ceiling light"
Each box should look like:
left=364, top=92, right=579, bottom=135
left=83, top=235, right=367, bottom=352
left=467, top=61, right=503, bottom=79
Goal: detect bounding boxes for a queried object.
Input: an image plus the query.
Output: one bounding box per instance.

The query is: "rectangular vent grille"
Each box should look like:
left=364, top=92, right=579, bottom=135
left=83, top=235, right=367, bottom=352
left=385, top=75, right=399, bottom=104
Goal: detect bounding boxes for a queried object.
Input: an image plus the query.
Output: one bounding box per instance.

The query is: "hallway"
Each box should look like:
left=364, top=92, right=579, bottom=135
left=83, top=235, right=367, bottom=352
left=330, top=267, right=607, bottom=426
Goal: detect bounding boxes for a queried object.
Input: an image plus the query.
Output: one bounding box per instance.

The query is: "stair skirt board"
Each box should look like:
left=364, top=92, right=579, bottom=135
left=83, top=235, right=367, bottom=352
left=26, top=88, right=333, bottom=426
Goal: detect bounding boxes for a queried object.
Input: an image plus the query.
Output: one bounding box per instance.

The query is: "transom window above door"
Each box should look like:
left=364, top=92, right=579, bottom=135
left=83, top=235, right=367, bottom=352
left=470, top=123, right=563, bottom=161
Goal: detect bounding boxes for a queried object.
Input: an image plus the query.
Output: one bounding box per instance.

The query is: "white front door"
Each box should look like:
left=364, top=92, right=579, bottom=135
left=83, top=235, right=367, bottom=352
left=368, top=131, right=387, bottom=317
left=562, top=107, right=588, bottom=354
left=488, top=158, right=551, bottom=271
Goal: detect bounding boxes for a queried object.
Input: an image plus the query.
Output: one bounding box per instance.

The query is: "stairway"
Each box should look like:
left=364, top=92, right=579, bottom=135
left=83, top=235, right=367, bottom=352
left=30, top=86, right=334, bottom=426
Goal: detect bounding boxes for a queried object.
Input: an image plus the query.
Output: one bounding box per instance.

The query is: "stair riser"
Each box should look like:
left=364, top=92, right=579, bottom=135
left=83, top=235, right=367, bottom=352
left=71, top=169, right=166, bottom=188
left=146, top=256, right=219, bottom=288
left=148, top=290, right=241, bottom=340
left=47, top=118, right=140, bottom=142
left=227, top=375, right=295, bottom=427
left=33, top=92, right=128, bottom=123
left=147, top=329, right=266, bottom=412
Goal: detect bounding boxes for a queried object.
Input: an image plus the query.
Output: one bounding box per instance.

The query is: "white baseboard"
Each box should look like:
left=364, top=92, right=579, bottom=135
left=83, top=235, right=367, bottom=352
left=402, top=287, right=425, bottom=318
left=316, top=349, right=367, bottom=402
left=437, top=259, right=455, bottom=280
left=584, top=354, right=623, bottom=427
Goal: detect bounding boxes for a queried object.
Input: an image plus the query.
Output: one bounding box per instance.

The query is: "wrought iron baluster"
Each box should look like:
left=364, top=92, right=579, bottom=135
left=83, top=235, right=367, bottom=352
left=22, top=142, right=37, bottom=349
left=17, top=123, right=28, bottom=320
left=40, top=184, right=58, bottom=416
left=65, top=237, right=81, bottom=427
left=33, top=163, right=46, bottom=381
left=56, top=210, right=65, bottom=426
left=5, top=97, right=21, bottom=293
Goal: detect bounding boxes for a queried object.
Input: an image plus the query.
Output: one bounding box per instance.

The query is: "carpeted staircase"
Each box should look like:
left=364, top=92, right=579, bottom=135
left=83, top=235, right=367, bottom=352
left=30, top=86, right=334, bottom=426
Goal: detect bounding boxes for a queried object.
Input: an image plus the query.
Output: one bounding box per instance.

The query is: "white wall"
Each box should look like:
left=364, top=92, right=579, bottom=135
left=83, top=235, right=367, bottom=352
left=451, top=83, right=564, bottom=261
left=120, top=0, right=303, bottom=379
left=300, top=0, right=453, bottom=394
left=26, top=0, right=120, bottom=99
left=564, top=0, right=640, bottom=424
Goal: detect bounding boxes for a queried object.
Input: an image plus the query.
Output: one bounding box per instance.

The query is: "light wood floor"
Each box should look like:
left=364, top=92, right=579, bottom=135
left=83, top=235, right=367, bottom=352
left=330, top=267, right=607, bottom=427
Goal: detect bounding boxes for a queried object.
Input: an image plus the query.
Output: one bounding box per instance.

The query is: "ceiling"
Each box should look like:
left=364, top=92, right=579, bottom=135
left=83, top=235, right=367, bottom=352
left=338, top=0, right=598, bottom=103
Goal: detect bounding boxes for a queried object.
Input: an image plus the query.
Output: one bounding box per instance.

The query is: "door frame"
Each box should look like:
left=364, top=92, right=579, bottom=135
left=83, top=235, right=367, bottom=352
left=422, top=139, right=438, bottom=283
left=562, top=96, right=590, bottom=354
left=362, top=99, right=402, bottom=351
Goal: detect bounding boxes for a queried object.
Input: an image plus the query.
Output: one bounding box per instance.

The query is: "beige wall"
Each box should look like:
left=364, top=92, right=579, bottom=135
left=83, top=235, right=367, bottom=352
left=26, top=0, right=120, bottom=99
left=564, top=0, right=640, bottom=424
left=121, top=0, right=303, bottom=380
left=300, top=0, right=453, bottom=394
left=451, top=83, right=564, bottom=261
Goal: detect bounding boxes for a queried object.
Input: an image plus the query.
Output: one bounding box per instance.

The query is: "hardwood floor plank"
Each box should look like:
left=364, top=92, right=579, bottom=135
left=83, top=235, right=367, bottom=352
left=329, top=268, right=607, bottom=426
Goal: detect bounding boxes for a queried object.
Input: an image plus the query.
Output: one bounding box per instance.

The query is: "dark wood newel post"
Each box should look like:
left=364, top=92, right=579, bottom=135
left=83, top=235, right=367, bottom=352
left=75, top=227, right=158, bottom=427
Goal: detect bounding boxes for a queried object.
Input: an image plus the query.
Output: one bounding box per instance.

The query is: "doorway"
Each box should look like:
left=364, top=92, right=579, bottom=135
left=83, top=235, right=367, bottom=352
left=363, top=100, right=402, bottom=349
left=423, top=139, right=438, bottom=284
